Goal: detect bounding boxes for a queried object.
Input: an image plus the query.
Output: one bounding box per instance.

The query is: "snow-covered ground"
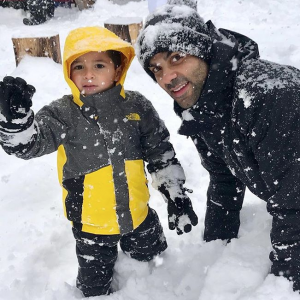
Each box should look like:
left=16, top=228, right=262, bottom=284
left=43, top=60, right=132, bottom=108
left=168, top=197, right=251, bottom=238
left=0, top=0, right=300, bottom=299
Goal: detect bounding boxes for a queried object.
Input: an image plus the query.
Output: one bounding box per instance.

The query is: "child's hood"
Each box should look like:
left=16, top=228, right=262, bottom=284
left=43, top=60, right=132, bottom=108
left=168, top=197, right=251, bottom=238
left=63, top=26, right=135, bottom=107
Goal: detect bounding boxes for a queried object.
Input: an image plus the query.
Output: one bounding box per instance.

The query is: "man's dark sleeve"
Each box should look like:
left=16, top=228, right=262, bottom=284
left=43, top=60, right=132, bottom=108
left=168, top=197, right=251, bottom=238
left=252, top=86, right=300, bottom=290
left=192, top=135, right=245, bottom=241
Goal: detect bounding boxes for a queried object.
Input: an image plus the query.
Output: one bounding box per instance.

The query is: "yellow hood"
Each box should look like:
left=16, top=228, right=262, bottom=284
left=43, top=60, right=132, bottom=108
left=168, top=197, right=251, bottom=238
left=63, top=26, right=135, bottom=106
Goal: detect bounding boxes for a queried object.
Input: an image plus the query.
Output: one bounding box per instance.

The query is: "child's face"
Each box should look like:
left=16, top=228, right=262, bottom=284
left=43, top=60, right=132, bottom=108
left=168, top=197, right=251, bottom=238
left=70, top=51, right=122, bottom=95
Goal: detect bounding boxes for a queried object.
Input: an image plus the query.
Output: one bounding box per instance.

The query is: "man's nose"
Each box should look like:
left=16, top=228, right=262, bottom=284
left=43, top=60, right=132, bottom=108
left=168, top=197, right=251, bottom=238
left=161, top=68, right=177, bottom=85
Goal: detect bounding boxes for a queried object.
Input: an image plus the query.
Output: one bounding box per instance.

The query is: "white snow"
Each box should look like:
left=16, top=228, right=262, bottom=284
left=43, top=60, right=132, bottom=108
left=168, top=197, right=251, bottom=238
left=239, top=89, right=252, bottom=109
left=1, top=0, right=300, bottom=299
left=182, top=110, right=194, bottom=121
left=104, top=16, right=143, bottom=25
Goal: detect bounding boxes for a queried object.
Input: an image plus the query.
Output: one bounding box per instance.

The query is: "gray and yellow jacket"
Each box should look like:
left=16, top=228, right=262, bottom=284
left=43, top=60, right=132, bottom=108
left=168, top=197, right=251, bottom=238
left=1, top=27, right=186, bottom=235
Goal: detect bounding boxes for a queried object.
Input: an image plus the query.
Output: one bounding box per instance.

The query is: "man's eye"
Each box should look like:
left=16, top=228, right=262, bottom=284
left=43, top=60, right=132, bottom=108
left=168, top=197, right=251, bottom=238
left=96, top=64, right=104, bottom=69
left=150, top=66, right=161, bottom=74
left=172, top=53, right=186, bottom=63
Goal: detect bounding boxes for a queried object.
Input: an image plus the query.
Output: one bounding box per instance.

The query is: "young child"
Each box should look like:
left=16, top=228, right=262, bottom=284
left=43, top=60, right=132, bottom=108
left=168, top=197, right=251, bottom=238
left=0, top=26, right=198, bottom=297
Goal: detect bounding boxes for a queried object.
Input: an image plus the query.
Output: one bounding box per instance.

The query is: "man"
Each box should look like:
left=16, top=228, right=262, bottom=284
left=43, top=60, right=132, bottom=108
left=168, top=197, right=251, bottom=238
left=136, top=0, right=300, bottom=292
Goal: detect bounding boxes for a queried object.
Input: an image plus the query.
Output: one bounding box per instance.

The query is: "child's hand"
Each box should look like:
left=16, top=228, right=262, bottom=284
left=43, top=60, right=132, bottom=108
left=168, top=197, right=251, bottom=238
left=0, top=76, right=35, bottom=131
left=167, top=194, right=198, bottom=235
left=158, top=184, right=198, bottom=235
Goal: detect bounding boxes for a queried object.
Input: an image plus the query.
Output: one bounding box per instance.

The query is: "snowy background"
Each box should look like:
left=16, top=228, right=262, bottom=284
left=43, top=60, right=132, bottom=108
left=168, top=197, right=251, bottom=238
left=1, top=0, right=300, bottom=299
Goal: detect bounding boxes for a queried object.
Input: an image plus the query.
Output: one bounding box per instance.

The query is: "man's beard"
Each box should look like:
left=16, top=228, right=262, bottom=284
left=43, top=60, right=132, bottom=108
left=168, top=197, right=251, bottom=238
left=165, top=75, right=204, bottom=109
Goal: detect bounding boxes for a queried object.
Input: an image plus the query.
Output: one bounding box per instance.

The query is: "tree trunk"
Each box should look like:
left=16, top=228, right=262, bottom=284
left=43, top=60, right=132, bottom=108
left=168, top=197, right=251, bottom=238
left=12, top=34, right=62, bottom=66
left=104, top=17, right=143, bottom=45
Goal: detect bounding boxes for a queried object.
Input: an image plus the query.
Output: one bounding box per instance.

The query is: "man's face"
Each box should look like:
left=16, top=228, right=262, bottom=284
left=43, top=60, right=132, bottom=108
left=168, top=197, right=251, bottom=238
left=149, top=52, right=209, bottom=109
left=70, top=51, right=122, bottom=96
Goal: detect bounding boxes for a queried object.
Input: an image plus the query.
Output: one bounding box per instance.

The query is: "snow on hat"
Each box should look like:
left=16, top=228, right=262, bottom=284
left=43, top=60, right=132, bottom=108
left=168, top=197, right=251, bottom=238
left=136, top=0, right=212, bottom=81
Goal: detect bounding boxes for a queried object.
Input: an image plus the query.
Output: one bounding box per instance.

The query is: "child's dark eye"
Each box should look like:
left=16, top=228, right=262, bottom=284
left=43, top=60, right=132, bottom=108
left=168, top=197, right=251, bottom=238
left=73, top=65, right=83, bottom=70
left=95, top=64, right=104, bottom=69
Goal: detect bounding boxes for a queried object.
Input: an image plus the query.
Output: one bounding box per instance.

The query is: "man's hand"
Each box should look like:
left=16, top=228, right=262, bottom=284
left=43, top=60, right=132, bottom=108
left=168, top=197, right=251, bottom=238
left=0, top=76, right=35, bottom=131
left=159, top=184, right=198, bottom=235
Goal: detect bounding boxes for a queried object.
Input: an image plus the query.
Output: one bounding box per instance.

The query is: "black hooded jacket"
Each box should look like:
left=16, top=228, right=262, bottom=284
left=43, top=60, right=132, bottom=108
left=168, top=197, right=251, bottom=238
left=174, top=21, right=300, bottom=217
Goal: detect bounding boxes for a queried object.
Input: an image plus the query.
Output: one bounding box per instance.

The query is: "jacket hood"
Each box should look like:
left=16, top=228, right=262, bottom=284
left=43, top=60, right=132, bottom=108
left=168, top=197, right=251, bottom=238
left=63, top=26, right=135, bottom=107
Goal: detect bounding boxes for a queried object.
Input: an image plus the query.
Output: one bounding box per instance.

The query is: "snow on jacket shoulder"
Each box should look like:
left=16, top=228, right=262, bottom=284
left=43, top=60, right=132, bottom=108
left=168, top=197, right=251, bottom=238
left=229, top=57, right=300, bottom=201
left=233, top=58, right=300, bottom=137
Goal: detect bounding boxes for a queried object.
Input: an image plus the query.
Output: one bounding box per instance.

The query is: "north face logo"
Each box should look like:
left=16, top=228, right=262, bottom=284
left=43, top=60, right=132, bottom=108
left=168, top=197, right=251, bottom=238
left=126, top=113, right=141, bottom=121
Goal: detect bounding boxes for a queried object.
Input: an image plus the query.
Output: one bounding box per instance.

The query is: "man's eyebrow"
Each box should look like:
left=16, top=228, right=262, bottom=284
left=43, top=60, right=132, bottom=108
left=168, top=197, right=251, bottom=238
left=149, top=52, right=173, bottom=68
left=165, top=52, right=172, bottom=59
left=148, top=62, right=158, bottom=68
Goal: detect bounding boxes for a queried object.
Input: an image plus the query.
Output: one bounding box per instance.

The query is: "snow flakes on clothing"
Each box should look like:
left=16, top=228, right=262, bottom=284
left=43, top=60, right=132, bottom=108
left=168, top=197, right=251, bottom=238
left=151, top=163, right=186, bottom=200
left=0, top=115, right=37, bottom=151
left=182, top=109, right=195, bottom=121
left=236, top=59, right=300, bottom=94
left=238, top=89, right=253, bottom=108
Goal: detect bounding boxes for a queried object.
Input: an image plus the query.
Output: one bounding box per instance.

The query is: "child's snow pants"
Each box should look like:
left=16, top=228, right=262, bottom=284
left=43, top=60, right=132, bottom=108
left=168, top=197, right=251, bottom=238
left=72, top=207, right=167, bottom=297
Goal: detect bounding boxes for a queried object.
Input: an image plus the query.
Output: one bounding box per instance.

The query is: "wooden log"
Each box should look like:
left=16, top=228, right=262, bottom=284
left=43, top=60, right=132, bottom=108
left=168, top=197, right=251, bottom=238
left=12, top=34, right=62, bottom=66
left=104, top=17, right=143, bottom=45
left=74, top=0, right=95, bottom=10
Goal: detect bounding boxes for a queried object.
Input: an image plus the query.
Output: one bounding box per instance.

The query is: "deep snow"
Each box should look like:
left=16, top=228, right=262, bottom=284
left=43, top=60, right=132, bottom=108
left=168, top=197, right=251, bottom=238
left=0, top=0, right=300, bottom=299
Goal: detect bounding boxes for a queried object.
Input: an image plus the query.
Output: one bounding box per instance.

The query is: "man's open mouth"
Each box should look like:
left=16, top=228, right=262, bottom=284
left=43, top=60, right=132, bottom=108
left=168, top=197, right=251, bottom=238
left=171, top=82, right=189, bottom=97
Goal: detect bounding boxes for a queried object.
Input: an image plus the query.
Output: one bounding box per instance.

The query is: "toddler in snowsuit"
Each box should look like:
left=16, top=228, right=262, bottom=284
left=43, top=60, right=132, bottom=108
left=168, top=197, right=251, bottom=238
left=0, top=26, right=198, bottom=297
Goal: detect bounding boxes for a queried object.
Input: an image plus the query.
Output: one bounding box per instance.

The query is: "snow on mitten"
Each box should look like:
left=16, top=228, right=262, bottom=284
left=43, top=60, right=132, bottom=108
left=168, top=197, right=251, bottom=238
left=0, top=76, right=36, bottom=154
left=158, top=184, right=198, bottom=235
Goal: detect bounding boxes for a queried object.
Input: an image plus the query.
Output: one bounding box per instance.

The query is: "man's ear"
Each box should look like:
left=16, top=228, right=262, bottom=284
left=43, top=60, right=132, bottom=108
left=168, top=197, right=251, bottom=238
left=114, top=65, right=123, bottom=82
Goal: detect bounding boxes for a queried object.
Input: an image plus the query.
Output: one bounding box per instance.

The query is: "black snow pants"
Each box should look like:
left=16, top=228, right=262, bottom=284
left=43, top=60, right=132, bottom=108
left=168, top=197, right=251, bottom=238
left=202, top=167, right=245, bottom=243
left=72, top=207, right=167, bottom=297
left=267, top=182, right=300, bottom=292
